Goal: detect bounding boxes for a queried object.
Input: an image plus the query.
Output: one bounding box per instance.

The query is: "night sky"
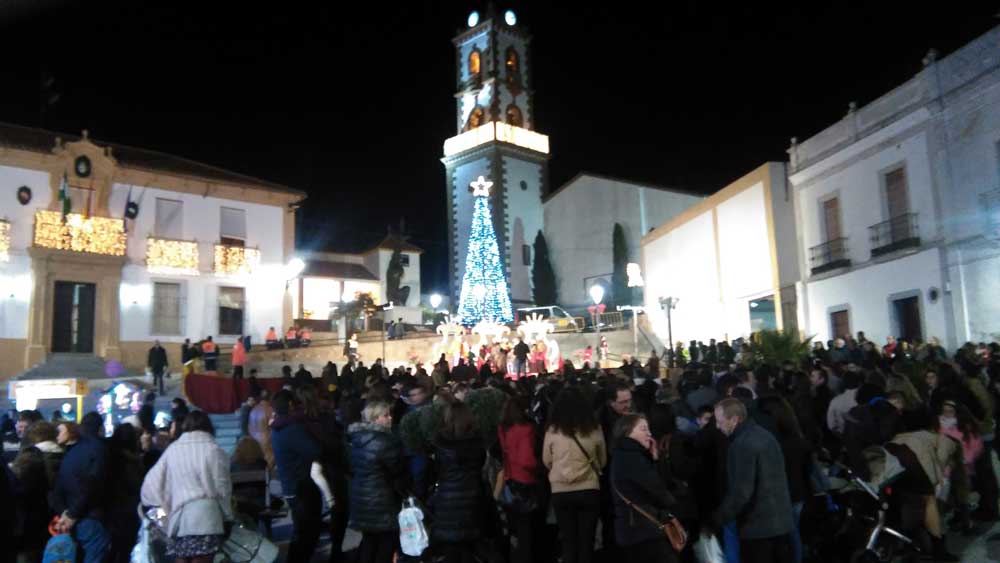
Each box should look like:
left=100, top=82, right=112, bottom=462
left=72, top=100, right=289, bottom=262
left=0, top=1, right=996, bottom=292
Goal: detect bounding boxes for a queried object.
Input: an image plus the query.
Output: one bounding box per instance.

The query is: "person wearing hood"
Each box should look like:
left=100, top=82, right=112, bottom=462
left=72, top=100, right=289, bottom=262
left=10, top=421, right=64, bottom=562
left=270, top=390, right=323, bottom=562
left=349, top=401, right=408, bottom=563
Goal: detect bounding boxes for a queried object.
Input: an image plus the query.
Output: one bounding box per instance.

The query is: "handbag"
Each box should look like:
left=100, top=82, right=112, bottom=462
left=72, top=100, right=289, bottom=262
left=613, top=484, right=688, bottom=552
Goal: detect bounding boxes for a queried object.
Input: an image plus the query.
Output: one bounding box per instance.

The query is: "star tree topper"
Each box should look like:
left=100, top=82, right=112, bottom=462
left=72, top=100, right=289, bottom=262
left=471, top=176, right=493, bottom=197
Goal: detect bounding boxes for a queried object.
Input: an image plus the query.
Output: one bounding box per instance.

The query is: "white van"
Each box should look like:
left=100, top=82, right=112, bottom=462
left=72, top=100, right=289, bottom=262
left=515, top=306, right=582, bottom=332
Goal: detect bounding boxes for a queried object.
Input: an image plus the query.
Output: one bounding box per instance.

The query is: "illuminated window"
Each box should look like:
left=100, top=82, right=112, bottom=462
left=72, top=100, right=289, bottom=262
left=505, top=48, right=519, bottom=75
left=152, top=282, right=182, bottom=335
left=506, top=105, right=523, bottom=127
left=466, top=107, right=486, bottom=131
left=219, top=286, right=245, bottom=335
left=468, top=50, right=481, bottom=77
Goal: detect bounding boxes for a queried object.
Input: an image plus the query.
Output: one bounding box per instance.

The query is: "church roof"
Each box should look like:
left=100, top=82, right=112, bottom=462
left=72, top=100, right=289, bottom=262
left=301, top=260, right=378, bottom=281
left=543, top=171, right=696, bottom=203
left=0, top=120, right=305, bottom=198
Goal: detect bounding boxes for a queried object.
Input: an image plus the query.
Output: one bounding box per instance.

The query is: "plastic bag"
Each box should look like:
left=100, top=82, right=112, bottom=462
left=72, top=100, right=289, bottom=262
left=42, top=534, right=76, bottom=563
left=692, top=532, right=724, bottom=563
left=398, top=497, right=429, bottom=556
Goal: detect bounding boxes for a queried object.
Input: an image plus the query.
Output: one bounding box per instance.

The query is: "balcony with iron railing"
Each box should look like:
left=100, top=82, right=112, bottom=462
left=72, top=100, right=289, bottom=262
left=809, top=237, right=851, bottom=275
left=869, top=213, right=920, bottom=257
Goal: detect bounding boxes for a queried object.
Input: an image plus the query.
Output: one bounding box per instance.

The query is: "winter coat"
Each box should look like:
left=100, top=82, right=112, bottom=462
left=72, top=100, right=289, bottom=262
left=542, top=428, right=606, bottom=494
left=429, top=436, right=486, bottom=543
left=271, top=414, right=321, bottom=497
left=712, top=419, right=794, bottom=539
left=774, top=433, right=813, bottom=504
left=140, top=431, right=233, bottom=535
left=498, top=423, right=538, bottom=484
left=148, top=345, right=168, bottom=372
left=611, top=437, right=678, bottom=547
left=53, top=436, right=108, bottom=521
left=348, top=422, right=407, bottom=532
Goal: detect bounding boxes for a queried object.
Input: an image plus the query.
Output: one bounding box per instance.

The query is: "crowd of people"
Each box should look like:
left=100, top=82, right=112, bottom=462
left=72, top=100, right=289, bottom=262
left=2, top=328, right=998, bottom=563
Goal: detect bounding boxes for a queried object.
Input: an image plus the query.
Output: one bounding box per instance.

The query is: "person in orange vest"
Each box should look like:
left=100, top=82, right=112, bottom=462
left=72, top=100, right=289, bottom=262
left=285, top=326, right=300, bottom=349
left=202, top=336, right=219, bottom=372
left=232, top=336, right=247, bottom=380
left=266, top=326, right=281, bottom=350
left=300, top=326, right=312, bottom=347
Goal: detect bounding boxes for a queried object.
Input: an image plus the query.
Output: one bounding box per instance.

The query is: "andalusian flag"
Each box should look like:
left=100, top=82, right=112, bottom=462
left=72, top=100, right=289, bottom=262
left=59, top=172, right=71, bottom=222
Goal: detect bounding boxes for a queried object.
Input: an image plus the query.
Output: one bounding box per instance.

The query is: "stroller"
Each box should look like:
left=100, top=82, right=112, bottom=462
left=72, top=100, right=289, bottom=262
left=828, top=446, right=924, bottom=563
left=130, top=505, right=280, bottom=563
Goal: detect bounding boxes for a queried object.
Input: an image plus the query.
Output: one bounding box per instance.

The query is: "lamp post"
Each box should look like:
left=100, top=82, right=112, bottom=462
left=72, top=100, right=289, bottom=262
left=378, top=301, right=395, bottom=366
left=589, top=284, right=605, bottom=360
left=658, top=296, right=678, bottom=367
left=617, top=305, right=644, bottom=358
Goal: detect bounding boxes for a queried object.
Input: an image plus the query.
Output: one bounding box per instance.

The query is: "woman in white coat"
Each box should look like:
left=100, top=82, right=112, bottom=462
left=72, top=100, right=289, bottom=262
left=141, top=410, right=233, bottom=563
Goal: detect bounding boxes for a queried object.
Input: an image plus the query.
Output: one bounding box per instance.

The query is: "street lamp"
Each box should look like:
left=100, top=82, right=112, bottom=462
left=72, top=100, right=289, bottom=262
left=658, top=296, right=679, bottom=367
left=429, top=293, right=443, bottom=310
left=590, top=284, right=604, bottom=360
left=378, top=301, right=395, bottom=366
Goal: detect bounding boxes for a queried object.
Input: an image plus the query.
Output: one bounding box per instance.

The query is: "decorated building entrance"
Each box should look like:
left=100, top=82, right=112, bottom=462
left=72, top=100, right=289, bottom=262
left=52, top=281, right=96, bottom=353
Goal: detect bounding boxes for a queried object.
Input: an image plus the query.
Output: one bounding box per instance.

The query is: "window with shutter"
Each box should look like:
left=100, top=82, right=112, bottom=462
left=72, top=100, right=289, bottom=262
left=155, top=199, right=183, bottom=239
left=830, top=310, right=850, bottom=340
left=220, top=207, right=246, bottom=242
left=152, top=282, right=182, bottom=335
left=885, top=168, right=909, bottom=219
left=823, top=197, right=841, bottom=242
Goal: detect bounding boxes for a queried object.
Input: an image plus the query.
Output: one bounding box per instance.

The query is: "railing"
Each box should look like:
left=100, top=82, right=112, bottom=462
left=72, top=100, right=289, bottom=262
left=147, top=237, right=200, bottom=275
left=213, top=244, right=261, bottom=276
left=869, top=213, right=920, bottom=257
left=809, top=237, right=850, bottom=274
left=33, top=210, right=126, bottom=256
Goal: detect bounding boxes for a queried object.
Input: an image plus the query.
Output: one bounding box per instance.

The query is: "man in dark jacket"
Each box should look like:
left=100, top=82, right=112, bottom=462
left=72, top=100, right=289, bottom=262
left=513, top=338, right=530, bottom=377
left=712, top=398, right=793, bottom=563
left=147, top=340, right=168, bottom=395
left=271, top=390, right=322, bottom=562
left=52, top=432, right=110, bottom=563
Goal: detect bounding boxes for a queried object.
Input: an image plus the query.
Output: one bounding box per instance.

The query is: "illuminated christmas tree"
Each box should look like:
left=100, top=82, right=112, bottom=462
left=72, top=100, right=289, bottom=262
left=457, top=176, right=514, bottom=325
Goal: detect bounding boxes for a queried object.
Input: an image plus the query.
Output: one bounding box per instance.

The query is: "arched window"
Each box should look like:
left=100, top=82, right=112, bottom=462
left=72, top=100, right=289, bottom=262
left=467, top=106, right=486, bottom=130
left=505, top=48, right=519, bottom=74
left=468, top=50, right=481, bottom=77
left=506, top=105, right=523, bottom=127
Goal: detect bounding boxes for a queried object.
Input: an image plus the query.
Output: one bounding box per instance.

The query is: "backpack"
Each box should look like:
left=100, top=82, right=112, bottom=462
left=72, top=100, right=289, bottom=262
left=42, top=533, right=77, bottom=563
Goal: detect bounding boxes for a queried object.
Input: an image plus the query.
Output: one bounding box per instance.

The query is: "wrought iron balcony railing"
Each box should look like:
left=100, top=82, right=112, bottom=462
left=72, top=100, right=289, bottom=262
left=869, top=213, right=920, bottom=257
left=809, top=237, right=850, bottom=275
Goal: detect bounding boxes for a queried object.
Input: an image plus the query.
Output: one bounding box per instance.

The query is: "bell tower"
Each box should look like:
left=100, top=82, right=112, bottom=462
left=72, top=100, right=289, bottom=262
left=442, top=6, right=549, bottom=307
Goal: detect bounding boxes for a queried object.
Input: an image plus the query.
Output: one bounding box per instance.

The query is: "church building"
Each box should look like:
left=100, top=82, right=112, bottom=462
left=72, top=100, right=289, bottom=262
left=442, top=7, right=548, bottom=308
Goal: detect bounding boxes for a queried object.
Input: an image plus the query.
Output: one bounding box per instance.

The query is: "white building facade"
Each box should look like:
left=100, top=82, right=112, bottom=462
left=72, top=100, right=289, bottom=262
left=642, top=163, right=800, bottom=346
left=789, top=25, right=1000, bottom=348
left=543, top=173, right=702, bottom=309
left=0, top=123, right=302, bottom=379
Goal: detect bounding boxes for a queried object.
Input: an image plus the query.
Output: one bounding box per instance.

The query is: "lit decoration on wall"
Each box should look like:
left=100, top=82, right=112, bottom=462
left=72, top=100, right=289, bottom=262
left=146, top=238, right=200, bottom=275
left=214, top=244, right=261, bottom=276
left=457, top=176, right=514, bottom=325
left=443, top=121, right=549, bottom=157
left=627, top=263, right=645, bottom=287
left=33, top=210, right=126, bottom=256
left=517, top=312, right=554, bottom=343
left=472, top=319, right=510, bottom=347
left=434, top=314, right=468, bottom=368
left=0, top=220, right=10, bottom=262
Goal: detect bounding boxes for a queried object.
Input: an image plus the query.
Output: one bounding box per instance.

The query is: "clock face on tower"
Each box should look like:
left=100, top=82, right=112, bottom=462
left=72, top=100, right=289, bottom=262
left=74, top=155, right=92, bottom=178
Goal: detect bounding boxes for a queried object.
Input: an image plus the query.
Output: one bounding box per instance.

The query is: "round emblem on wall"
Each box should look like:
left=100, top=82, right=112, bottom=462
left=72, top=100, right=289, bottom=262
left=74, top=155, right=92, bottom=178
left=16, top=186, right=32, bottom=205
left=928, top=287, right=940, bottom=303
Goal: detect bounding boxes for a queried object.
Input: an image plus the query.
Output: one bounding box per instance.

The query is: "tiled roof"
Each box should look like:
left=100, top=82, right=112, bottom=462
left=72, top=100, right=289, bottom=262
left=0, top=121, right=305, bottom=197
left=301, top=260, right=378, bottom=281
